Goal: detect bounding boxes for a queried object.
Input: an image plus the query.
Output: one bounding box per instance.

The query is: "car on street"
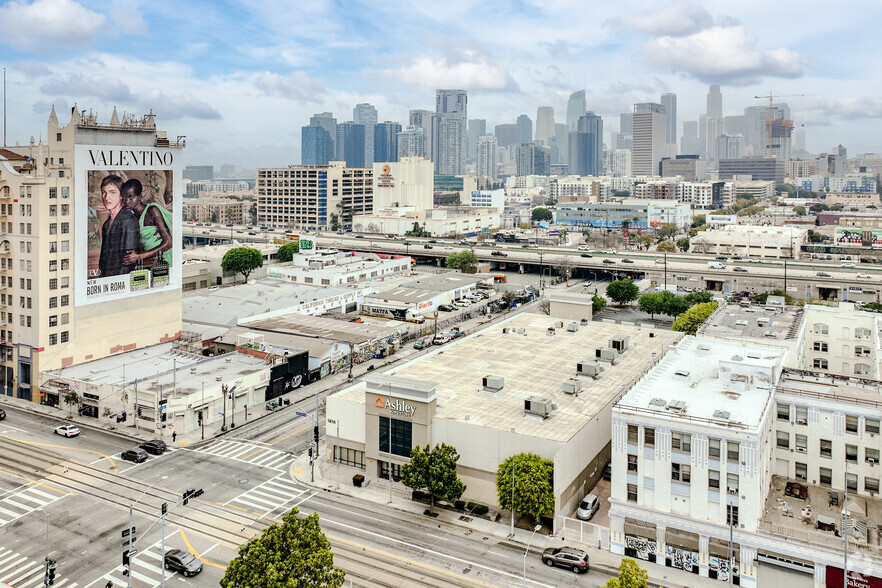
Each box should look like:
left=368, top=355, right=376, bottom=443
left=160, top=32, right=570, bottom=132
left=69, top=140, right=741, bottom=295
left=580, top=253, right=592, bottom=258
left=437, top=304, right=455, bottom=312
left=542, top=546, right=589, bottom=574
left=54, top=424, right=80, bottom=437
left=602, top=259, right=615, bottom=264
left=816, top=272, right=832, bottom=278
left=491, top=251, right=508, bottom=257
left=428, top=239, right=438, bottom=243
left=841, top=262, right=856, bottom=268
left=655, top=258, right=665, bottom=264
left=604, top=249, right=617, bottom=254
left=413, top=338, right=431, bottom=350
left=577, top=245, right=590, bottom=251
left=140, top=439, right=167, bottom=455
left=576, top=493, right=599, bottom=520
left=354, top=235, right=364, bottom=239
left=164, top=549, right=203, bottom=577
left=622, top=258, right=634, bottom=264
left=0, top=408, right=5, bottom=420
left=733, top=267, right=748, bottom=272
left=121, top=448, right=149, bottom=463
left=857, top=273, right=872, bottom=279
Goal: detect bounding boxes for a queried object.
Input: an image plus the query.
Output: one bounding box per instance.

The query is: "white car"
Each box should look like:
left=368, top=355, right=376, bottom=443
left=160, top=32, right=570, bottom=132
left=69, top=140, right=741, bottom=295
left=577, top=245, right=590, bottom=251
left=54, top=424, right=80, bottom=437
left=454, top=299, right=471, bottom=307
left=655, top=258, right=666, bottom=264
left=856, top=273, right=872, bottom=280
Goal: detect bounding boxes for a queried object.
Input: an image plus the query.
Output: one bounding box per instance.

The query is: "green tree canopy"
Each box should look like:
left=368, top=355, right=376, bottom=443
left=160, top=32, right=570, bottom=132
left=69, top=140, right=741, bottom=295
left=531, top=207, right=553, bottom=222
left=860, top=302, right=882, bottom=314
left=656, top=223, right=678, bottom=240
left=672, top=301, right=719, bottom=335
left=222, top=247, right=264, bottom=282
left=496, top=453, right=554, bottom=523
left=809, top=203, right=830, bottom=214
left=277, top=242, right=299, bottom=263
left=660, top=290, right=691, bottom=317
left=685, top=290, right=714, bottom=305
left=401, top=443, right=466, bottom=514
left=592, top=295, right=607, bottom=313
left=221, top=508, right=345, bottom=588
left=405, top=222, right=428, bottom=237
left=676, top=237, right=690, bottom=251
left=793, top=205, right=807, bottom=216
left=445, top=251, right=479, bottom=273
left=606, top=279, right=639, bottom=305
left=329, top=213, right=340, bottom=231
left=691, top=214, right=706, bottom=228
left=63, top=390, right=80, bottom=417
left=604, top=558, right=649, bottom=588
left=620, top=220, right=631, bottom=230
left=656, top=240, right=675, bottom=252
left=637, top=292, right=666, bottom=319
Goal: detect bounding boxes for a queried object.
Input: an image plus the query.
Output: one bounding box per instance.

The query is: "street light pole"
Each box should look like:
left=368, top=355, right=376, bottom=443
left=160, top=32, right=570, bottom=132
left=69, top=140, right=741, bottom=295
left=38, top=507, right=48, bottom=587
left=523, top=524, right=542, bottom=586
left=844, top=464, right=850, bottom=587
left=200, top=382, right=205, bottom=440
left=127, top=475, right=168, bottom=587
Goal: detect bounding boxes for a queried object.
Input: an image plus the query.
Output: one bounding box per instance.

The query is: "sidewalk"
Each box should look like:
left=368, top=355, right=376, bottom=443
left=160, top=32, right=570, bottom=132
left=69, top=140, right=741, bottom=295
left=290, top=451, right=719, bottom=588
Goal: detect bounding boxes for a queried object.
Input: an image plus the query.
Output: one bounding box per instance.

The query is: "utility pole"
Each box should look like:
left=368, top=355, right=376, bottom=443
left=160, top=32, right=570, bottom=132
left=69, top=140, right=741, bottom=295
left=221, top=384, right=227, bottom=431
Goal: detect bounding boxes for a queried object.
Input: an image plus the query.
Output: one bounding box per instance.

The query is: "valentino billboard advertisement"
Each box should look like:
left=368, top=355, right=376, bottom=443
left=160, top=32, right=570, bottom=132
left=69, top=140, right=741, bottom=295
left=75, top=145, right=182, bottom=306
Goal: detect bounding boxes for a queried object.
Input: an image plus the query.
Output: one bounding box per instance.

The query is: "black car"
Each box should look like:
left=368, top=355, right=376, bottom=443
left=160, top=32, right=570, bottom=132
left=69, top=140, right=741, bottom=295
left=164, top=549, right=203, bottom=577
left=622, top=258, right=634, bottom=263
left=491, top=251, right=508, bottom=257
left=0, top=408, right=5, bottom=420
left=140, top=439, right=167, bottom=455
left=121, top=448, right=148, bottom=463
left=354, top=235, right=364, bottom=239
left=715, top=256, right=728, bottom=260
left=602, top=461, right=612, bottom=481
left=816, top=272, right=832, bottom=278
left=542, top=546, right=589, bottom=573
left=438, top=304, right=455, bottom=312
left=602, top=259, right=615, bottom=264
left=428, top=239, right=438, bottom=243
left=580, top=253, right=592, bottom=258
left=733, top=267, right=748, bottom=272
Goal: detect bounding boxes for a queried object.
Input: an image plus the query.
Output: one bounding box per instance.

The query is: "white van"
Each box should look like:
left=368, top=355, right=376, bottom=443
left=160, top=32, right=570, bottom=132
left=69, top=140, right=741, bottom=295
left=707, top=261, right=726, bottom=269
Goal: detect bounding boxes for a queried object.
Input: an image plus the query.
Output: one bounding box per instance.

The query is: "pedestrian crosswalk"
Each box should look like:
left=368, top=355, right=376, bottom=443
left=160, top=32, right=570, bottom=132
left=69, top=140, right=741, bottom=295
left=88, top=533, right=180, bottom=588
left=0, top=547, right=78, bottom=588
left=194, top=439, right=294, bottom=471
left=0, top=483, right=69, bottom=527
left=224, top=474, right=312, bottom=516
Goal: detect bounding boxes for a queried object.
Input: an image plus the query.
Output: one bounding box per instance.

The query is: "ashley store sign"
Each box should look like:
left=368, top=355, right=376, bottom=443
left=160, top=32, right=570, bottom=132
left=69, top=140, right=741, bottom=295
left=375, top=396, right=416, bottom=417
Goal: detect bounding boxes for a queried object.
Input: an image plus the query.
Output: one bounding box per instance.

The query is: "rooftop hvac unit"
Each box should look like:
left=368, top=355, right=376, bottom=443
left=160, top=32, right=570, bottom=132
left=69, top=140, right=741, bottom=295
left=609, top=335, right=629, bottom=352
left=190, top=367, right=197, bottom=374
left=595, top=347, right=619, bottom=363
left=546, top=327, right=556, bottom=337
left=482, top=375, right=505, bottom=393
left=580, top=318, right=589, bottom=325
left=649, top=398, right=667, bottom=409
left=562, top=378, right=582, bottom=395
left=577, top=361, right=605, bottom=378
left=503, top=328, right=510, bottom=334
left=556, top=321, right=564, bottom=328
left=524, top=397, right=557, bottom=419
left=666, top=400, right=686, bottom=413
left=516, top=328, right=526, bottom=334
left=713, top=410, right=731, bottom=421
left=567, top=322, right=578, bottom=332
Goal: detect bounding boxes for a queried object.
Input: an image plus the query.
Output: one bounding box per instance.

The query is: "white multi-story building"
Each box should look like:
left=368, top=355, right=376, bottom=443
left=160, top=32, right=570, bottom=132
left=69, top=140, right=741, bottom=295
left=691, top=225, right=808, bottom=259
left=475, top=135, right=498, bottom=179
left=464, top=189, right=504, bottom=210
left=604, top=148, right=632, bottom=178
left=795, top=303, right=882, bottom=381
left=371, top=157, right=433, bottom=212
left=676, top=181, right=736, bottom=209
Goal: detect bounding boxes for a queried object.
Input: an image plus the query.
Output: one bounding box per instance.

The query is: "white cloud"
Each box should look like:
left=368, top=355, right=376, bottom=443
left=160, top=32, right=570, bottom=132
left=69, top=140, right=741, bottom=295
left=609, top=1, right=714, bottom=37
left=40, top=73, right=134, bottom=102
left=140, top=89, right=221, bottom=120
left=374, top=56, right=518, bottom=93
left=0, top=0, right=107, bottom=50
left=252, top=71, right=326, bottom=102
left=643, top=26, right=805, bottom=85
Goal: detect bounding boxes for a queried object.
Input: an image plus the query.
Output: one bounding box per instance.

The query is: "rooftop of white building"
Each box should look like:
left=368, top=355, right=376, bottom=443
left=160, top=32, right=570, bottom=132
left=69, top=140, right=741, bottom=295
left=616, top=336, right=787, bottom=431
left=335, top=313, right=683, bottom=443
left=699, top=303, right=804, bottom=341
left=238, top=312, right=408, bottom=345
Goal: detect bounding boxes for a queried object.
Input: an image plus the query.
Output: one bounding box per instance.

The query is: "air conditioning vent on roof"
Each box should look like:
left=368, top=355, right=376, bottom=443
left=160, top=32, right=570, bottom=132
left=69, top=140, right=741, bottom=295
left=547, top=327, right=556, bottom=337
left=577, top=361, right=605, bottom=378
left=610, top=335, right=629, bottom=352
left=482, top=375, right=504, bottom=393
left=674, top=369, right=690, bottom=378
left=649, top=398, right=667, bottom=408
left=713, top=410, right=731, bottom=420
left=666, top=400, right=687, bottom=413
left=734, top=320, right=748, bottom=327
left=595, top=348, right=619, bottom=363
left=562, top=378, right=582, bottom=395
left=567, top=322, right=578, bottom=332
left=524, top=397, right=557, bottom=419
left=190, top=367, right=197, bottom=374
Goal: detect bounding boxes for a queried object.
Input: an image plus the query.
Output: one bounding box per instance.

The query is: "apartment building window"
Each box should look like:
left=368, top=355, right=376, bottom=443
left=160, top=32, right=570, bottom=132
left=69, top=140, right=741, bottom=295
left=671, top=432, right=691, bottom=452
left=813, top=341, right=828, bottom=352
left=855, top=345, right=871, bottom=357
left=726, top=474, right=739, bottom=495
left=727, top=442, right=740, bottom=463
left=49, top=297, right=57, bottom=309
left=708, top=470, right=720, bottom=489
left=846, top=415, right=859, bottom=433
left=61, top=241, right=69, bottom=254
left=795, top=406, right=808, bottom=425
left=627, top=484, right=638, bottom=502
left=60, top=259, right=69, bottom=270
left=671, top=463, right=691, bottom=484
left=855, top=327, right=872, bottom=339
left=819, top=467, right=834, bottom=486
left=60, top=331, right=69, bottom=343
left=820, top=439, right=832, bottom=458
left=56, top=133, right=61, bottom=141
left=58, top=171, right=64, bottom=178
left=846, top=473, right=858, bottom=492
left=61, top=187, right=69, bottom=198
left=866, top=419, right=880, bottom=435
left=813, top=323, right=829, bottom=335
left=777, top=403, right=790, bottom=420
left=61, top=277, right=68, bottom=288
left=48, top=260, right=57, bottom=272
left=866, top=478, right=880, bottom=494
left=776, top=431, right=790, bottom=449
left=61, top=204, right=69, bottom=216
left=796, top=434, right=807, bottom=452
left=49, top=188, right=57, bottom=199
left=709, top=438, right=721, bottom=459
left=60, top=313, right=68, bottom=325
left=855, top=364, right=871, bottom=376
left=627, top=425, right=638, bottom=444
left=61, top=222, right=69, bottom=234
left=60, top=295, right=69, bottom=307
left=49, top=278, right=57, bottom=290
left=49, top=205, right=57, bottom=217
left=846, top=444, right=858, bottom=463
left=726, top=505, right=739, bottom=526
left=49, top=315, right=57, bottom=328
left=644, top=427, right=655, bottom=448
left=867, top=448, right=880, bottom=464
left=49, top=224, right=57, bottom=235
left=26, top=279, right=31, bottom=290
left=795, top=462, right=807, bottom=481
left=49, top=242, right=57, bottom=253
left=627, top=454, right=638, bottom=472
left=48, top=334, right=57, bottom=346
left=813, top=358, right=828, bottom=370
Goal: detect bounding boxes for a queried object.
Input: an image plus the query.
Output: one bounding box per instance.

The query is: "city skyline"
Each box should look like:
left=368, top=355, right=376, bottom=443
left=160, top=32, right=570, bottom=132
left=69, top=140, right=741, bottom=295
left=0, top=0, right=880, bottom=169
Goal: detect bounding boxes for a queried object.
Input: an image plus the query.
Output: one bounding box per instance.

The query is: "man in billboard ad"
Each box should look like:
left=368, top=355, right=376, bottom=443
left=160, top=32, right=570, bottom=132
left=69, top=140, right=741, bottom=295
left=77, top=145, right=181, bottom=306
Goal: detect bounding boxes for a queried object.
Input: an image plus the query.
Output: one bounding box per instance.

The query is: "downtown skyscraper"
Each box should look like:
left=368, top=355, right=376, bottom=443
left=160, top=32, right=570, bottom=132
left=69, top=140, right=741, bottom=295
left=353, top=103, right=377, bottom=167
left=632, top=103, right=666, bottom=176
left=566, top=90, right=587, bottom=131
left=568, top=112, right=603, bottom=176
left=433, top=89, right=467, bottom=175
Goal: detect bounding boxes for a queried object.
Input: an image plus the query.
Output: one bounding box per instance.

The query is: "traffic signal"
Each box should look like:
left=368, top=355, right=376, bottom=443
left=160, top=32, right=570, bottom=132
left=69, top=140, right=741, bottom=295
left=161, top=502, right=167, bottom=515
left=137, top=406, right=142, bottom=417
left=197, top=412, right=202, bottom=425
left=308, top=446, right=313, bottom=461
left=47, top=558, right=57, bottom=585
left=122, top=550, right=130, bottom=566
left=160, top=412, right=167, bottom=422
left=313, top=425, right=319, bottom=445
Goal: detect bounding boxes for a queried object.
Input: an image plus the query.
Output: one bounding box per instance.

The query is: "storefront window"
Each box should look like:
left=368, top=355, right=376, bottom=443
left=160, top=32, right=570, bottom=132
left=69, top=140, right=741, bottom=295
left=379, top=416, right=412, bottom=457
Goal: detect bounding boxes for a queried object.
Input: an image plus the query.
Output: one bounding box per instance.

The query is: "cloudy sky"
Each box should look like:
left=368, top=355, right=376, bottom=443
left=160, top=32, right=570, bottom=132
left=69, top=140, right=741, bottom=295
left=1, top=0, right=880, bottom=170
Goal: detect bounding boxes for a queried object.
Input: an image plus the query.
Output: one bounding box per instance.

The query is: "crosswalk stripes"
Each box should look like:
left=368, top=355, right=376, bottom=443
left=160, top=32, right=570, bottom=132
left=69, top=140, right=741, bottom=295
left=0, top=546, right=78, bottom=588
left=194, top=439, right=294, bottom=471
left=0, top=483, right=69, bottom=527
left=88, top=533, right=180, bottom=588
left=224, top=474, right=311, bottom=515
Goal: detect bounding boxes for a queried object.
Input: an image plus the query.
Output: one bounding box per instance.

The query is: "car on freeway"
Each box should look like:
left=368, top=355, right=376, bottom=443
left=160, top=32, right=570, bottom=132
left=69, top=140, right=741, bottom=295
left=580, top=253, right=592, bottom=258
left=841, top=262, right=856, bottom=268
left=428, top=239, right=438, bottom=243
left=354, top=235, right=364, bottom=239
left=816, top=272, right=832, bottom=278
left=655, top=258, right=665, bottom=264
left=140, top=439, right=167, bottom=455
left=437, top=304, right=456, bottom=312
left=491, top=251, right=508, bottom=257
left=857, top=273, right=872, bottom=280
left=604, top=249, right=617, bottom=254
left=54, top=424, right=80, bottom=437
left=602, top=259, right=615, bottom=264
left=622, top=259, right=634, bottom=264
left=121, top=448, right=149, bottom=463
left=733, top=267, right=748, bottom=272
left=542, top=546, right=589, bottom=574
left=164, top=549, right=203, bottom=577
left=577, top=245, right=590, bottom=251
left=715, top=256, right=728, bottom=260
left=576, top=493, right=599, bottom=520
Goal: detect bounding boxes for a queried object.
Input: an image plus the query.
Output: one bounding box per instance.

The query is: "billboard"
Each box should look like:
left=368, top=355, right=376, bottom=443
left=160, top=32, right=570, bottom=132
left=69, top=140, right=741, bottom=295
left=75, top=146, right=182, bottom=306
left=835, top=228, right=863, bottom=245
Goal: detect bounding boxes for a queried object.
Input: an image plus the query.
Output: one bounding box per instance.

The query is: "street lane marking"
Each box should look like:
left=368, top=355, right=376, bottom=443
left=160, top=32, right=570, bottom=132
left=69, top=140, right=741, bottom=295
left=179, top=532, right=226, bottom=570
left=0, top=433, right=118, bottom=473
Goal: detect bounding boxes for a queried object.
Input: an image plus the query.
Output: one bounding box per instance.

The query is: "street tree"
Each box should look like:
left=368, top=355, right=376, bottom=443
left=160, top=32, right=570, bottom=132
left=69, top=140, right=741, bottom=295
left=685, top=291, right=714, bottom=305
left=620, top=220, right=631, bottom=231
left=401, top=443, right=466, bottom=515
left=672, top=302, right=719, bottom=335
left=63, top=390, right=80, bottom=417
left=606, top=279, right=639, bottom=305
left=551, top=256, right=573, bottom=282
left=662, top=291, right=692, bottom=317
left=496, top=453, right=554, bottom=524
left=676, top=238, right=690, bottom=251
left=329, top=213, right=340, bottom=231
left=222, top=247, right=264, bottom=282
left=592, top=295, right=607, bottom=313
left=445, top=251, right=479, bottom=273
left=531, top=207, right=553, bottom=222
left=638, top=234, right=655, bottom=249
left=793, top=205, right=807, bottom=216
left=691, top=214, right=706, bottom=228
left=277, top=242, right=299, bottom=263
left=656, top=240, right=675, bottom=252
left=221, top=508, right=345, bottom=588
left=656, top=223, right=678, bottom=241
left=637, top=292, right=666, bottom=318
left=603, top=558, right=649, bottom=588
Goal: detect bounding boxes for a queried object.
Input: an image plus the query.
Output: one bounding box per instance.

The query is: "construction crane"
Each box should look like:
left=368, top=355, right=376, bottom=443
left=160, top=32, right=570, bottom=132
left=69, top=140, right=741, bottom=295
left=754, top=92, right=809, bottom=157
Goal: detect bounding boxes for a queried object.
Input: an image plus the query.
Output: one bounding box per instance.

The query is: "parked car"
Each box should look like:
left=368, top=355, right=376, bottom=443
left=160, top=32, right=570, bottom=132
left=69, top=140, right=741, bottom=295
left=121, top=448, right=149, bottom=463
left=454, top=299, right=471, bottom=307
left=542, top=546, right=589, bottom=574
left=622, top=259, right=634, bottom=264
left=602, top=462, right=612, bottom=481
left=0, top=408, right=5, bottom=420
left=580, top=253, right=592, bottom=258
left=437, top=304, right=456, bottom=312
left=576, top=493, right=599, bottom=520
left=816, top=272, right=832, bottom=278
left=733, top=267, right=748, bottom=272
left=413, top=338, right=431, bottom=350
left=433, top=332, right=452, bottom=345
left=140, top=439, right=167, bottom=455
left=856, top=273, right=872, bottom=279
left=54, top=424, right=80, bottom=437
left=491, top=251, right=508, bottom=257
left=164, top=549, right=203, bottom=577
left=602, top=259, right=615, bottom=265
